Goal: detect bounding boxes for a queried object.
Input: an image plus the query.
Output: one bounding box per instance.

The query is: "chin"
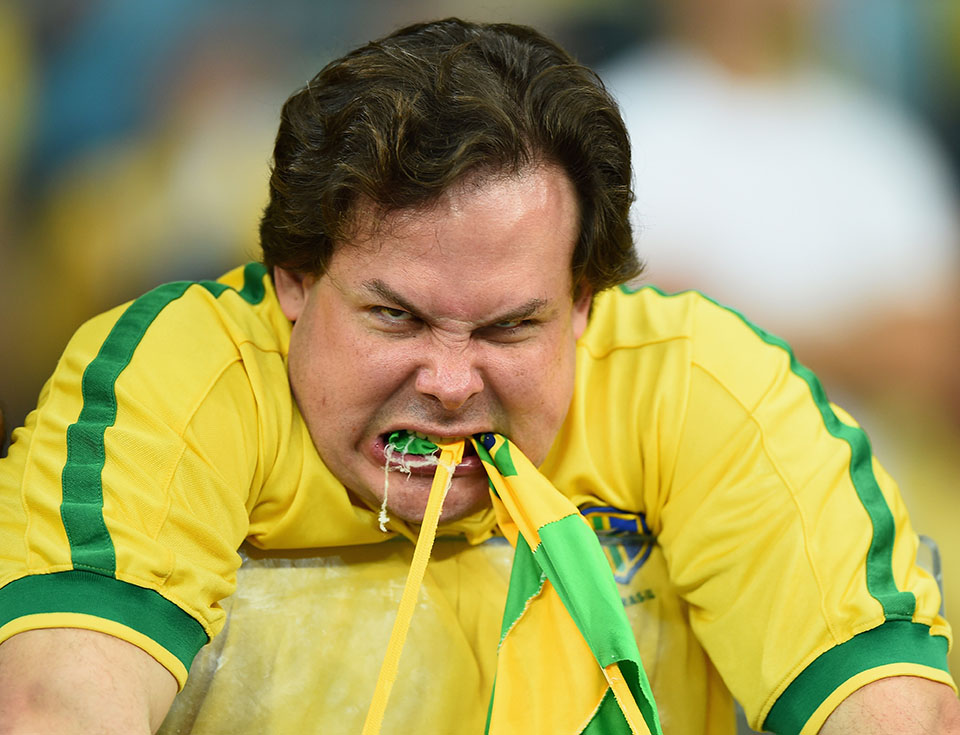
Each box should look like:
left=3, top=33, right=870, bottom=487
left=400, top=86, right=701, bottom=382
left=384, top=473, right=492, bottom=524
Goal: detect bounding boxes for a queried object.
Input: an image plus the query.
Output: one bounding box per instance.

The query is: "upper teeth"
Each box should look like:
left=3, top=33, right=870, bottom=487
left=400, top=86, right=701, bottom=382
left=414, top=430, right=450, bottom=443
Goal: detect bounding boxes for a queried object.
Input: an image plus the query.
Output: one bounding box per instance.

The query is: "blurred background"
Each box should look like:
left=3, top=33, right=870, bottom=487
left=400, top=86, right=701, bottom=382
left=0, top=0, right=958, bottom=704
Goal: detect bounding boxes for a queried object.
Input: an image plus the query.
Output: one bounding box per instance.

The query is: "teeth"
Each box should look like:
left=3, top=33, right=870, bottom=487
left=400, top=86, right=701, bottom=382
left=386, top=429, right=468, bottom=454
left=413, top=430, right=453, bottom=444
left=386, top=429, right=439, bottom=456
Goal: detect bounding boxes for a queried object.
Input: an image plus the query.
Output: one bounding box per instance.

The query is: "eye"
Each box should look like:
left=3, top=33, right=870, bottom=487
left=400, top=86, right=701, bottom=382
left=368, top=305, right=421, bottom=334
left=371, top=306, right=414, bottom=322
left=478, top=318, right=537, bottom=343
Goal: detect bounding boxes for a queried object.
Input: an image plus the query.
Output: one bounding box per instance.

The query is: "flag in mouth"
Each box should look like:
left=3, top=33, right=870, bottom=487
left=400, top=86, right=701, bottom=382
left=386, top=430, right=440, bottom=456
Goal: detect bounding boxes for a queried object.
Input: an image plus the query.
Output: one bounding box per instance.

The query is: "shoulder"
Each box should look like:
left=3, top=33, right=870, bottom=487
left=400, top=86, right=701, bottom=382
left=36, top=263, right=293, bottom=447
left=557, top=285, right=800, bottom=516
left=583, top=285, right=796, bottom=402
left=68, top=263, right=288, bottom=379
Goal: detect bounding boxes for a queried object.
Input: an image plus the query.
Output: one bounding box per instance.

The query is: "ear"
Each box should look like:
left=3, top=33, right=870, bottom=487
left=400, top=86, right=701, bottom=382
left=571, top=287, right=593, bottom=340
left=273, top=267, right=316, bottom=322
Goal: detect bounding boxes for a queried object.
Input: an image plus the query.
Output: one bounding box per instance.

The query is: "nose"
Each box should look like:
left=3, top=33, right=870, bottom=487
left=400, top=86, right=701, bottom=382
left=414, top=341, right=484, bottom=411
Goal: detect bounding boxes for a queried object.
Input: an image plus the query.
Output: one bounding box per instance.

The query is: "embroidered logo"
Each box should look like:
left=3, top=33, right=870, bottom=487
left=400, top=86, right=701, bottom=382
left=580, top=504, right=655, bottom=584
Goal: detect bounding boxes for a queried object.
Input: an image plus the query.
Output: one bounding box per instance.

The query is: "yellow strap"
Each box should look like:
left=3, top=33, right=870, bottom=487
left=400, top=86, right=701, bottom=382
left=603, top=662, right=652, bottom=735
left=361, top=440, right=465, bottom=735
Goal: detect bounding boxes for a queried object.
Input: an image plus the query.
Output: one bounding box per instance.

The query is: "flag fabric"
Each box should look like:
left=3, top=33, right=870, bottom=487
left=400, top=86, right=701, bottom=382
left=472, top=433, right=662, bottom=735
left=362, top=441, right=465, bottom=735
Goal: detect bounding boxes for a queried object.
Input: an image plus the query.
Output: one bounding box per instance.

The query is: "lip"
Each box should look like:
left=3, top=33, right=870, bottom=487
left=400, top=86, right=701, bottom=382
left=371, top=430, right=485, bottom=477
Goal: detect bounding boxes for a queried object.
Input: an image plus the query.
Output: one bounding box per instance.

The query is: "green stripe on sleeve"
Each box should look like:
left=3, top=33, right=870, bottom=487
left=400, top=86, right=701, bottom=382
left=60, top=263, right=270, bottom=575
left=61, top=281, right=194, bottom=573
left=776, top=339, right=915, bottom=619
left=623, top=285, right=916, bottom=620
left=0, top=571, right=209, bottom=672
left=763, top=621, right=950, bottom=735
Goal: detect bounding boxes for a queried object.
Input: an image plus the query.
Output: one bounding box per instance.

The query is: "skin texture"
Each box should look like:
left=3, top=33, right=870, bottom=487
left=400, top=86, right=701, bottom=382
left=274, top=164, right=591, bottom=523
left=0, top=628, right=177, bottom=735
left=819, top=676, right=960, bottom=734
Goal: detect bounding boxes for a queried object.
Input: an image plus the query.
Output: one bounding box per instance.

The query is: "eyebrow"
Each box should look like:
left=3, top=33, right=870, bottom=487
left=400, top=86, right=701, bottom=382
left=487, top=298, right=549, bottom=325
left=362, top=279, right=422, bottom=315
left=361, top=279, right=549, bottom=325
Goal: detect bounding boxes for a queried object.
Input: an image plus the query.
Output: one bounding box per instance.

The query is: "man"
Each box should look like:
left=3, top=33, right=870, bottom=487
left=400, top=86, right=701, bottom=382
left=0, top=18, right=957, bottom=735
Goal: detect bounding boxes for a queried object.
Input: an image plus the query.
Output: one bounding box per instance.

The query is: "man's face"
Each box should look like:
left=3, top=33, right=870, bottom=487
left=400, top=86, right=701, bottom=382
left=274, top=164, right=591, bottom=523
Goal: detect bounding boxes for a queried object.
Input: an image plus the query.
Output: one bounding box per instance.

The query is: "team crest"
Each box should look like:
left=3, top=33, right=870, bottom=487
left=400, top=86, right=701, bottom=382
left=580, top=504, right=655, bottom=584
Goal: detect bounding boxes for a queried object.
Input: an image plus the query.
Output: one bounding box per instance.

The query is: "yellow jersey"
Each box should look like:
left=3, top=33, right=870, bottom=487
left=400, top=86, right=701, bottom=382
left=0, top=264, right=952, bottom=733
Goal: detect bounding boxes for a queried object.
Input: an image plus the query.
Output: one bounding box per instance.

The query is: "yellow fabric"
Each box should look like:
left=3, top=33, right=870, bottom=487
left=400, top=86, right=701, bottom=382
left=158, top=536, right=724, bottom=734
left=479, top=433, right=657, bottom=733
left=799, top=663, right=959, bottom=735
left=361, top=441, right=463, bottom=735
left=548, top=287, right=953, bottom=729
left=0, top=612, right=190, bottom=687
left=488, top=575, right=611, bottom=734
left=605, top=663, right=651, bottom=735
left=483, top=455, right=583, bottom=551
left=0, top=267, right=954, bottom=734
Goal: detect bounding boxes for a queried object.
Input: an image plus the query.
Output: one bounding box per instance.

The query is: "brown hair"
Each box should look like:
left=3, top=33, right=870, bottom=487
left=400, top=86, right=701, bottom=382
left=259, top=18, right=642, bottom=294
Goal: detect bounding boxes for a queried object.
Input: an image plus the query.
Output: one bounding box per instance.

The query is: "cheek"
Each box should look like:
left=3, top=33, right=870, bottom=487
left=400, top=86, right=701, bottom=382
left=490, top=339, right=576, bottom=465
left=291, top=318, right=415, bottom=411
left=495, top=334, right=576, bottom=412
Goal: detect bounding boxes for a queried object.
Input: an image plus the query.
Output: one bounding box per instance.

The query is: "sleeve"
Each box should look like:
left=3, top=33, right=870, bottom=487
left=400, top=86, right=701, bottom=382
left=0, top=282, right=264, bottom=689
left=655, top=296, right=955, bottom=735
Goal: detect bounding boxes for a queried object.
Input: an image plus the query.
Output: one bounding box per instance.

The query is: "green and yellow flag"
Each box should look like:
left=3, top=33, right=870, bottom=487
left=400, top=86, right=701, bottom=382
left=473, top=433, right=662, bottom=735
left=362, top=432, right=661, bottom=734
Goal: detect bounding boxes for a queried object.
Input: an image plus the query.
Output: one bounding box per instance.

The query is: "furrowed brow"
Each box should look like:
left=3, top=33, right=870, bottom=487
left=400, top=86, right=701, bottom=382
left=486, top=298, right=549, bottom=326
left=362, top=278, right=549, bottom=326
left=362, top=279, right=423, bottom=316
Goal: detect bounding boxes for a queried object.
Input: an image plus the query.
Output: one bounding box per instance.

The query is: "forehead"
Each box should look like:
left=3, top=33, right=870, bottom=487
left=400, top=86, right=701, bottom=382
left=335, top=164, right=580, bottom=268
left=328, top=165, right=579, bottom=298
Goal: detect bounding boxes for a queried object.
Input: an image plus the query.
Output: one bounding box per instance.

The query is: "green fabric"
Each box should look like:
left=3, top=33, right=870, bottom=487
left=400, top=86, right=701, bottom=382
left=0, top=571, right=209, bottom=671
left=498, top=534, right=545, bottom=642
left=580, top=689, right=630, bottom=734
left=477, top=430, right=662, bottom=734
left=764, top=621, right=950, bottom=734
left=492, top=439, right=518, bottom=477
left=535, top=515, right=636, bottom=665
left=483, top=679, right=497, bottom=735
left=198, top=262, right=269, bottom=304
left=386, top=430, right=438, bottom=455
left=536, top=515, right=661, bottom=733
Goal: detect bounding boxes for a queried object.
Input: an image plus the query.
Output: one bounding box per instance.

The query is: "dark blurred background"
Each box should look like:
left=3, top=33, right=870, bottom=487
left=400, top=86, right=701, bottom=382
left=1, top=0, right=958, bottom=691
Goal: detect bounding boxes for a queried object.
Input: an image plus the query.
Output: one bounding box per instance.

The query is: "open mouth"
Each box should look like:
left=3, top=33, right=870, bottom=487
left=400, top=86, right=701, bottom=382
left=378, top=429, right=480, bottom=475
left=386, top=430, right=443, bottom=456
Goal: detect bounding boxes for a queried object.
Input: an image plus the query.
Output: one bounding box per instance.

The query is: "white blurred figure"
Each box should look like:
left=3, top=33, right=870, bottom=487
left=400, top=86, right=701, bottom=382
left=602, top=0, right=959, bottom=404
left=601, top=0, right=960, bottom=712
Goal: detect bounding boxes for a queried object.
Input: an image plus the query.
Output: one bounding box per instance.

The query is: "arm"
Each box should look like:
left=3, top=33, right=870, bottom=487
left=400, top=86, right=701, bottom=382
left=819, top=676, right=960, bottom=734
left=0, top=628, right=177, bottom=735
left=637, top=290, right=956, bottom=730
